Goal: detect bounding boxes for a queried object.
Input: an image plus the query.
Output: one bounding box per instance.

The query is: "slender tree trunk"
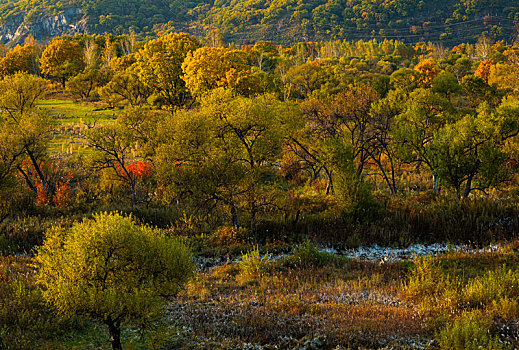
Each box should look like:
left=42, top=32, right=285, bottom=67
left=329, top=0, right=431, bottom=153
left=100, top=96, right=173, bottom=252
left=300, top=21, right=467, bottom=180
left=231, top=204, right=240, bottom=230
left=432, top=173, right=439, bottom=194
left=324, top=167, right=333, bottom=195
left=455, top=183, right=461, bottom=200
left=250, top=205, right=257, bottom=234
left=17, top=165, right=37, bottom=194
left=106, top=318, right=122, bottom=350
left=26, top=149, right=48, bottom=191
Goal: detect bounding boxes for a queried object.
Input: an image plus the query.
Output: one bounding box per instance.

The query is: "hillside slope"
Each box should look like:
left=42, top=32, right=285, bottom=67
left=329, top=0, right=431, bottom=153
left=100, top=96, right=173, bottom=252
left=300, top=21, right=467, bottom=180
left=0, top=0, right=517, bottom=45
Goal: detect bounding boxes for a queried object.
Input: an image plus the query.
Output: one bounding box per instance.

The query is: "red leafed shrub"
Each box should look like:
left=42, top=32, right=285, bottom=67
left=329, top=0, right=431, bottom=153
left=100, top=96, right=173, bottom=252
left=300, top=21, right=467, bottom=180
left=126, top=161, right=153, bottom=179
left=35, top=183, right=51, bottom=207
left=53, top=173, right=72, bottom=208
left=18, top=159, right=74, bottom=208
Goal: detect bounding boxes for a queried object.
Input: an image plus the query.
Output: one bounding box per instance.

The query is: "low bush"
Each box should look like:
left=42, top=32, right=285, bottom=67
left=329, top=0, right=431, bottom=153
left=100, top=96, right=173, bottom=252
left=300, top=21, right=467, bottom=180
left=403, top=255, right=453, bottom=301
left=236, top=246, right=271, bottom=285
left=281, top=241, right=343, bottom=268
left=462, top=267, right=519, bottom=309
left=436, top=310, right=503, bottom=350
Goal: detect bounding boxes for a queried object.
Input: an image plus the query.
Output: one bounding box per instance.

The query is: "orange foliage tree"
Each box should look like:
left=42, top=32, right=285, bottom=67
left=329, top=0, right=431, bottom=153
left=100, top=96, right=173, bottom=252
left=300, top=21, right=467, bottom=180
left=474, top=59, right=495, bottom=84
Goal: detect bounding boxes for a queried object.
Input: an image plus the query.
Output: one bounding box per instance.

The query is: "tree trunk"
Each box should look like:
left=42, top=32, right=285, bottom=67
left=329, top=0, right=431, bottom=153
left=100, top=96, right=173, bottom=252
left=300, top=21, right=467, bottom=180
left=463, top=175, right=474, bottom=199
left=231, top=204, right=240, bottom=230
left=432, top=173, right=439, bottom=194
left=250, top=207, right=257, bottom=234
left=106, top=318, right=122, bottom=350
left=26, top=149, right=48, bottom=192
left=324, top=167, right=333, bottom=195
left=17, top=165, right=37, bottom=194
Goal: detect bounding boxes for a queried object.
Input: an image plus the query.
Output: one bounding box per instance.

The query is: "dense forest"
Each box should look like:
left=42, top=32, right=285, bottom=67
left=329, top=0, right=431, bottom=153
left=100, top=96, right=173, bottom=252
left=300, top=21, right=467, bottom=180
left=2, top=28, right=519, bottom=349
left=0, top=0, right=518, bottom=45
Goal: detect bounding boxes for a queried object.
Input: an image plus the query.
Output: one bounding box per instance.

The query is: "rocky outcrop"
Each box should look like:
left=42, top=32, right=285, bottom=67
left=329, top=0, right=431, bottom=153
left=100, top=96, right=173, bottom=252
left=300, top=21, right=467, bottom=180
left=0, top=8, right=86, bottom=46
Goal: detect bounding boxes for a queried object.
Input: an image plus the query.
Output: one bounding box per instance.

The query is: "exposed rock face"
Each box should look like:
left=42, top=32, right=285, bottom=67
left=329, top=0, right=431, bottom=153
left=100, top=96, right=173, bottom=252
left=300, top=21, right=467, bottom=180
left=0, top=8, right=86, bottom=46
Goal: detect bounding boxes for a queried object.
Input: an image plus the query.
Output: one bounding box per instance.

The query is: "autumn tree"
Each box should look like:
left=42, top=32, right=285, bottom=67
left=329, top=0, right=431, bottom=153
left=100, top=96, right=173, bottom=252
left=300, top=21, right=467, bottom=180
left=474, top=59, right=495, bottom=84
left=40, top=37, right=85, bottom=88
left=36, top=212, right=193, bottom=350
left=489, top=62, right=519, bottom=95
left=0, top=118, right=20, bottom=221
left=182, top=47, right=257, bottom=98
left=155, top=88, right=296, bottom=231
left=0, top=73, right=52, bottom=197
left=134, top=33, right=200, bottom=108
left=0, top=44, right=39, bottom=76
left=67, top=65, right=109, bottom=100
left=285, top=60, right=327, bottom=99
left=296, top=85, right=380, bottom=193
left=100, top=55, right=151, bottom=107
left=414, top=59, right=441, bottom=88
left=390, top=68, right=421, bottom=93
left=86, top=107, right=158, bottom=205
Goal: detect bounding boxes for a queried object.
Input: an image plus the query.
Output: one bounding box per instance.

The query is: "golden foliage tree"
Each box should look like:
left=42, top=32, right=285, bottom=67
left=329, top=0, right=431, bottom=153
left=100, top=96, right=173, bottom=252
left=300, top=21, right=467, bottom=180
left=134, top=32, right=200, bottom=108
left=40, top=37, right=85, bottom=88
left=182, top=46, right=257, bottom=98
left=0, top=44, right=39, bottom=76
left=414, top=58, right=441, bottom=87
left=0, top=73, right=51, bottom=198
left=474, top=59, right=495, bottom=84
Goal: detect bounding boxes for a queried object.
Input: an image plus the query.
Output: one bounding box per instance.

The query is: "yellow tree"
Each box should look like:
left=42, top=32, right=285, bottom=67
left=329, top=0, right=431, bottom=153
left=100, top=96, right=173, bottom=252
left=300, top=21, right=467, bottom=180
left=0, top=44, right=39, bottom=76
left=134, top=32, right=200, bottom=108
left=40, top=37, right=85, bottom=88
left=414, top=58, right=441, bottom=88
left=182, top=46, right=257, bottom=98
left=100, top=55, right=151, bottom=107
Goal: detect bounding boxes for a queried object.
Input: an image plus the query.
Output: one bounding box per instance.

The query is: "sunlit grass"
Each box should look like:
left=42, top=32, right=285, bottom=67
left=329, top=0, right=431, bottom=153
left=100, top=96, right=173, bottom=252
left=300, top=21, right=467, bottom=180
left=37, top=99, right=119, bottom=153
left=37, top=99, right=118, bottom=123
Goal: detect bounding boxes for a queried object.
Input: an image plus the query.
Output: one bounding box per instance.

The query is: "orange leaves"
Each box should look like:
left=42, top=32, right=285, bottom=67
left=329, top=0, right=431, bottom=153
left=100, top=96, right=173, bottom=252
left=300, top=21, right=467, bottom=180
left=414, top=58, right=440, bottom=87
left=35, top=182, right=50, bottom=207
left=19, top=159, right=73, bottom=208
left=125, top=161, right=153, bottom=179
left=474, top=59, right=495, bottom=84
left=53, top=175, right=72, bottom=208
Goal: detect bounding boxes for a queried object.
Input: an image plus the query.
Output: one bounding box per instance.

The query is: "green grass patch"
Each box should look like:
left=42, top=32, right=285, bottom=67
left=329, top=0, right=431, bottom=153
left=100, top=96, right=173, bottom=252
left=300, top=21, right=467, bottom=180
left=37, top=99, right=118, bottom=124
left=37, top=99, right=119, bottom=153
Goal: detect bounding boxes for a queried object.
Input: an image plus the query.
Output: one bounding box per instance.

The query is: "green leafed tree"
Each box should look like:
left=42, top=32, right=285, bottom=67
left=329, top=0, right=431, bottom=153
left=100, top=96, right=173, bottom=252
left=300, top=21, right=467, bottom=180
left=36, top=212, right=194, bottom=350
left=134, top=32, right=200, bottom=108
left=0, top=72, right=52, bottom=197
left=155, top=88, right=297, bottom=231
left=432, top=98, right=519, bottom=198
